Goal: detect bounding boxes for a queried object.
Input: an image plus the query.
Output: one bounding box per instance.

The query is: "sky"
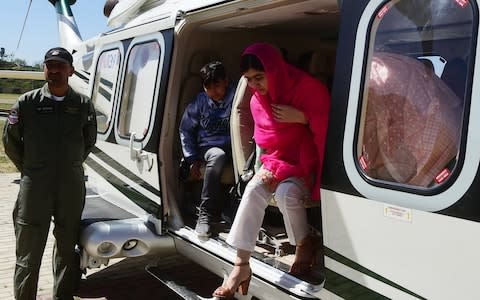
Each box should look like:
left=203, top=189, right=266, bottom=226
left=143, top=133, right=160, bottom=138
left=0, top=0, right=110, bottom=65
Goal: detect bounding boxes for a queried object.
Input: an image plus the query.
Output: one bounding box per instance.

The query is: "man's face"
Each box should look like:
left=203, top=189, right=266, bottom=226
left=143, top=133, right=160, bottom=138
left=204, top=79, right=228, bottom=102
left=44, top=61, right=74, bottom=88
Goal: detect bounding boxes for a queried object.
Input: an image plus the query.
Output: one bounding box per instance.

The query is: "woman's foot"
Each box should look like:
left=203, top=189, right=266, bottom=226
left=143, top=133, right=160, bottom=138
left=213, top=262, right=252, bottom=299
left=289, top=235, right=316, bottom=276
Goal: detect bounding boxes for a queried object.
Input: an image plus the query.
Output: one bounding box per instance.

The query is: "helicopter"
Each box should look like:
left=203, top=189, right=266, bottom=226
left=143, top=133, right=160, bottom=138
left=10, top=0, right=479, bottom=299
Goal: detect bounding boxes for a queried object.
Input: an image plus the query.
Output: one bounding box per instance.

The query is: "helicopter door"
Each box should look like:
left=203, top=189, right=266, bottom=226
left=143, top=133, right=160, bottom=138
left=86, top=31, right=173, bottom=221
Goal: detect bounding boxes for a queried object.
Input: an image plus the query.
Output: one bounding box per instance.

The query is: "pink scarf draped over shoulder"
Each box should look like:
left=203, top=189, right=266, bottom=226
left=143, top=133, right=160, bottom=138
left=243, top=43, right=330, bottom=201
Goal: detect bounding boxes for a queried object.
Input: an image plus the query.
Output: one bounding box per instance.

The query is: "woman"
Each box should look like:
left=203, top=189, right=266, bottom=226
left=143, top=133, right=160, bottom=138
left=213, top=43, right=330, bottom=298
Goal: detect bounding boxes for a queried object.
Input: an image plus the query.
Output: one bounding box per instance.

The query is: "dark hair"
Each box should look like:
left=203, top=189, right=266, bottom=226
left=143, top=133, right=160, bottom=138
left=240, top=54, right=264, bottom=73
left=200, top=61, right=226, bottom=87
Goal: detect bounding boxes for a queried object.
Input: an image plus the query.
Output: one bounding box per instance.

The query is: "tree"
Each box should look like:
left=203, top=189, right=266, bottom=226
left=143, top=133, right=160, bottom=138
left=33, top=62, right=43, bottom=70
left=13, top=58, right=27, bottom=67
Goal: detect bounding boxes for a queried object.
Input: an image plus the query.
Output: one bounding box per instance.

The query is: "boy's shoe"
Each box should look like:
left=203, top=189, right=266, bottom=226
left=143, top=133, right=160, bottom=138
left=195, top=208, right=211, bottom=237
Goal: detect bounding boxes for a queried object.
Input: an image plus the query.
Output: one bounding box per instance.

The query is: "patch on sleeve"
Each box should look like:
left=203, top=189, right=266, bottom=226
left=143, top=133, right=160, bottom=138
left=7, top=109, right=19, bottom=125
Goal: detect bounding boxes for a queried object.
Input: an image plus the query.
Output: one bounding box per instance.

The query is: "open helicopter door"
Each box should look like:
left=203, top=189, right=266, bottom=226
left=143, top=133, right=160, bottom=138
left=79, top=29, right=175, bottom=269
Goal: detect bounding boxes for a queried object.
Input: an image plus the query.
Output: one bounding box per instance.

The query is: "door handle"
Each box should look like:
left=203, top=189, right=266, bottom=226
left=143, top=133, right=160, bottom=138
left=129, top=132, right=153, bottom=171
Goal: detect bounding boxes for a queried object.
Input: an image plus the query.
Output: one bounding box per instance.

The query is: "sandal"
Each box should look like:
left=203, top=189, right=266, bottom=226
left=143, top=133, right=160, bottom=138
left=289, top=235, right=317, bottom=276
left=213, top=262, right=252, bottom=299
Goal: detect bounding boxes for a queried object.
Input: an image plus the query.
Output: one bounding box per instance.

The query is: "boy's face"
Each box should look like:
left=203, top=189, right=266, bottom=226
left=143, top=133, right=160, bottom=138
left=204, top=79, right=228, bottom=102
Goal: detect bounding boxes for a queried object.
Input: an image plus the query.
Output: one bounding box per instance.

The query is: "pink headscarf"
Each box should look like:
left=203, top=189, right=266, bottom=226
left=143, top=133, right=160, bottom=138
left=242, top=43, right=330, bottom=200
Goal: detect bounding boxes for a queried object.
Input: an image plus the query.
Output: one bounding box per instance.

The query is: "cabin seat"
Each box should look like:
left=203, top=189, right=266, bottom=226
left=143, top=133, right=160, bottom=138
left=230, top=76, right=254, bottom=182
left=297, top=47, right=336, bottom=91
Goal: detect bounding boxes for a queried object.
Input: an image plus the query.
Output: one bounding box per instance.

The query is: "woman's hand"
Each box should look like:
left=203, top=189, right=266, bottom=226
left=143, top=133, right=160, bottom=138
left=256, top=168, right=279, bottom=193
left=272, top=104, right=308, bottom=124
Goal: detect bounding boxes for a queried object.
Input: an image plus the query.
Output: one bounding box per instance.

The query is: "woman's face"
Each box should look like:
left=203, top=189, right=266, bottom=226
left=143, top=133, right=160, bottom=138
left=244, top=68, right=268, bottom=95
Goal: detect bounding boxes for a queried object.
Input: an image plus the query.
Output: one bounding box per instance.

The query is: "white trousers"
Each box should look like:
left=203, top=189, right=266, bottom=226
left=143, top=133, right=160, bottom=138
left=226, top=175, right=309, bottom=252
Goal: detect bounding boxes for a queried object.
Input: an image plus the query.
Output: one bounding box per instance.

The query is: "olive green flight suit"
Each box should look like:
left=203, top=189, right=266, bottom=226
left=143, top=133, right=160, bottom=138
left=2, top=83, right=97, bottom=300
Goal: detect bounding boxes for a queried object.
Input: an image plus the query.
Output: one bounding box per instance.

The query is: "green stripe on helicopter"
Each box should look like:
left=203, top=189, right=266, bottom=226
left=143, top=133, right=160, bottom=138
left=324, top=247, right=426, bottom=299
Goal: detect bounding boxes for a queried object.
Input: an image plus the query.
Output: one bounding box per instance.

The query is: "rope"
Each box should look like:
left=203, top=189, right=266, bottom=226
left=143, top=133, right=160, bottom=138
left=16, top=0, right=33, bottom=52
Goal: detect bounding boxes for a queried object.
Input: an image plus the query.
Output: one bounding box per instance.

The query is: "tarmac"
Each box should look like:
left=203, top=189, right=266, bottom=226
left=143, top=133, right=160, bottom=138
left=0, top=172, right=26, bottom=300
left=0, top=173, right=187, bottom=300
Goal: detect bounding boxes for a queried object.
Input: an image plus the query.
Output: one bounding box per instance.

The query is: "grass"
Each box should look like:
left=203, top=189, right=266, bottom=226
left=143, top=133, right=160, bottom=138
left=0, top=93, right=19, bottom=101
left=0, top=93, right=18, bottom=110
left=0, top=119, right=18, bottom=173
left=0, top=103, right=12, bottom=110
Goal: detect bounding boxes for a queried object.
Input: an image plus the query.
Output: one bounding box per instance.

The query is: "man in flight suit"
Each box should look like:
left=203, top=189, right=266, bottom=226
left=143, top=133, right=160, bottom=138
left=2, top=47, right=97, bottom=300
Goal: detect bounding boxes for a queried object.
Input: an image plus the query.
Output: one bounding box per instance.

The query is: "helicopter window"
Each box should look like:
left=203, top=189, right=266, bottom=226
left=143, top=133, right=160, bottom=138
left=356, top=0, right=475, bottom=191
left=92, top=49, right=121, bottom=133
left=118, top=41, right=160, bottom=139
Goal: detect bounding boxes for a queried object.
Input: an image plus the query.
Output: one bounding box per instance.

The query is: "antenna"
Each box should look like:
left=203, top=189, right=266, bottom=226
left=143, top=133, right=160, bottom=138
left=16, top=0, right=33, bottom=52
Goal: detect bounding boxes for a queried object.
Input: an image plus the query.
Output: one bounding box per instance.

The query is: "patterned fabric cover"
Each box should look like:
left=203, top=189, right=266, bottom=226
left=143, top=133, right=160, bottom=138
left=362, top=52, right=463, bottom=187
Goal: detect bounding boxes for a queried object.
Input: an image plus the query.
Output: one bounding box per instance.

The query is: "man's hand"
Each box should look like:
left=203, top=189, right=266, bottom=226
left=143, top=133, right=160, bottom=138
left=271, top=104, right=308, bottom=124
left=190, top=161, right=203, bottom=180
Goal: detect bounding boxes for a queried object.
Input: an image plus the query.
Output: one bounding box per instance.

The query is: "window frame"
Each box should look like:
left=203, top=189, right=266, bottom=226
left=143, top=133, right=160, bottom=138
left=114, top=32, right=165, bottom=146
left=91, top=46, right=123, bottom=136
